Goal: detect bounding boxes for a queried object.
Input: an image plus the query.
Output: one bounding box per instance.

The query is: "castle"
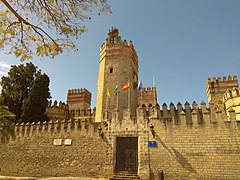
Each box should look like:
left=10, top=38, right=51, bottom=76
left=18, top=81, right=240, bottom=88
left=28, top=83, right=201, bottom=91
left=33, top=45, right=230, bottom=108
left=1, top=28, right=240, bottom=180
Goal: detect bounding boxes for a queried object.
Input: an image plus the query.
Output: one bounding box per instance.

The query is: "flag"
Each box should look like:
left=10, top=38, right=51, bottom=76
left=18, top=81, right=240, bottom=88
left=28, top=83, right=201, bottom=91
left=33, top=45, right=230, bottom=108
left=137, top=80, right=142, bottom=91
left=115, top=85, right=120, bottom=95
left=122, top=82, right=130, bottom=90
left=107, top=87, right=110, bottom=96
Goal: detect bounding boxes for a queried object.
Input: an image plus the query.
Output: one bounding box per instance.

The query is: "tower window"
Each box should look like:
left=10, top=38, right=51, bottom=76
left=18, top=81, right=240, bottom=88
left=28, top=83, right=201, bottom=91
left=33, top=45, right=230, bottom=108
left=110, top=68, right=113, bottom=73
left=110, top=36, right=116, bottom=44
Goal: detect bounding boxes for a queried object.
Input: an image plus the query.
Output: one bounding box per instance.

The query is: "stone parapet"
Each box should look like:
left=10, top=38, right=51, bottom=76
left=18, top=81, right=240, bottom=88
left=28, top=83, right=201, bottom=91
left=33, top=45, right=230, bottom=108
left=14, top=118, right=105, bottom=138
left=119, top=101, right=238, bottom=126
left=46, top=100, right=69, bottom=121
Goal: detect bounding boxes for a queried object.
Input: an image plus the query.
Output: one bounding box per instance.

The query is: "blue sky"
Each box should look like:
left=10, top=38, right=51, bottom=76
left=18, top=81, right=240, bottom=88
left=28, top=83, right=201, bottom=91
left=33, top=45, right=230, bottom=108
left=0, top=0, right=240, bottom=108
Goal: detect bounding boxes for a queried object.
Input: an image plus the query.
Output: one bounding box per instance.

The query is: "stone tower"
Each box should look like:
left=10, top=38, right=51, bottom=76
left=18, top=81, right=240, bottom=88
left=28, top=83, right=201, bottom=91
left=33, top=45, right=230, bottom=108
left=67, top=88, right=91, bottom=111
left=95, top=28, right=139, bottom=122
left=206, top=75, right=239, bottom=104
left=138, top=86, right=157, bottom=108
left=223, top=87, right=240, bottom=120
left=206, top=75, right=239, bottom=120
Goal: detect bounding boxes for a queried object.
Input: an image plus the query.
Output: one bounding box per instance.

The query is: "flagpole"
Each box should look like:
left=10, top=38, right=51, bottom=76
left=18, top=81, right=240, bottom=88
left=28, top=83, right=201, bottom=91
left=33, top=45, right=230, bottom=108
left=154, top=88, right=157, bottom=106
left=106, top=91, right=109, bottom=112
left=128, top=79, right=130, bottom=110
left=141, top=89, right=143, bottom=107
left=152, top=76, right=156, bottom=106
left=116, top=92, right=119, bottom=110
left=116, top=85, right=119, bottom=110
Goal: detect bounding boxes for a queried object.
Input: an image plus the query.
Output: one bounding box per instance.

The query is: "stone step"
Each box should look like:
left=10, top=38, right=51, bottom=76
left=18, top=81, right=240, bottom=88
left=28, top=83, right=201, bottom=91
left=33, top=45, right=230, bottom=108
left=109, top=177, right=140, bottom=180
left=109, top=172, right=140, bottom=180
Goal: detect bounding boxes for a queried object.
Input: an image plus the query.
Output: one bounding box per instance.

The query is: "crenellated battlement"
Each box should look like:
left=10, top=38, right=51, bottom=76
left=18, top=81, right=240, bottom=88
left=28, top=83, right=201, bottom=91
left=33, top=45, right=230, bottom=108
left=14, top=118, right=103, bottom=138
left=223, top=87, right=240, bottom=120
left=46, top=100, right=69, bottom=121
left=223, top=87, right=240, bottom=101
left=207, top=75, right=237, bottom=83
left=47, top=100, right=68, bottom=110
left=206, top=75, right=239, bottom=104
left=69, top=107, right=95, bottom=119
left=67, top=88, right=92, bottom=111
left=139, top=100, right=237, bottom=123
left=67, top=88, right=91, bottom=95
left=106, top=100, right=238, bottom=124
left=141, top=86, right=156, bottom=92
left=100, top=39, right=134, bottom=49
left=104, top=102, right=239, bottom=134
left=138, top=86, right=157, bottom=108
left=140, top=101, right=210, bottom=122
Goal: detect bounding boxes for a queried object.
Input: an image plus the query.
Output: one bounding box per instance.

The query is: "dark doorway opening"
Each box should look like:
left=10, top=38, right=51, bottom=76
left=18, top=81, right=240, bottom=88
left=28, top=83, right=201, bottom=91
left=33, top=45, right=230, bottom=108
left=115, top=137, right=138, bottom=173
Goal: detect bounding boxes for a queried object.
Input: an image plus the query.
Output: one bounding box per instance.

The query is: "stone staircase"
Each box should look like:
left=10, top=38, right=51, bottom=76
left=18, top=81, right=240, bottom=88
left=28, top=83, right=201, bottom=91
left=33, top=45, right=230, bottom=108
left=109, top=171, right=140, bottom=180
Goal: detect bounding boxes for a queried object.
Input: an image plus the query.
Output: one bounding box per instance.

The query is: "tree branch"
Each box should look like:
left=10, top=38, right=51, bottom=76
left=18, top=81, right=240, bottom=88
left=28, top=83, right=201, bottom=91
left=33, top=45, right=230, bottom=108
left=1, top=0, right=28, bottom=24
left=1, top=0, right=59, bottom=46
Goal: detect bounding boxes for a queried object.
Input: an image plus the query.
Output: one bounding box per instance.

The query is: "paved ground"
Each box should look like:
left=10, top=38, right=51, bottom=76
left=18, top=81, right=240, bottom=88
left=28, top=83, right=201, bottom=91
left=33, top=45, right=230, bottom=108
left=0, top=177, right=107, bottom=180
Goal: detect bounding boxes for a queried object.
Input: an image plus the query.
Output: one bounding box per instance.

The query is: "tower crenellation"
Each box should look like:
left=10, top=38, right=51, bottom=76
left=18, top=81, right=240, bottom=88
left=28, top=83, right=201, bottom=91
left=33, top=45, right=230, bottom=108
left=138, top=86, right=157, bottom=108
left=223, top=87, right=240, bottom=121
left=207, top=75, right=237, bottom=84
left=206, top=75, right=239, bottom=121
left=67, top=88, right=91, bottom=111
left=223, top=87, right=240, bottom=100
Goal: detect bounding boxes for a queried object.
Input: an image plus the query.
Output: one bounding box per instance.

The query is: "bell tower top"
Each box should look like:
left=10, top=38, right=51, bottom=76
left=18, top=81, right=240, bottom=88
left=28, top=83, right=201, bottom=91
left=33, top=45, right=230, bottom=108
left=106, top=27, right=122, bottom=45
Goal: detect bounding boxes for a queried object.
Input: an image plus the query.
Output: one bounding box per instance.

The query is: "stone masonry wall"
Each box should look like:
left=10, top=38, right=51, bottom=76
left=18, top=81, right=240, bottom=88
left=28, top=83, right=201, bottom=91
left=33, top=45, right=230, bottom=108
left=148, top=108, right=240, bottom=179
left=0, top=120, right=113, bottom=178
left=1, top=105, right=240, bottom=179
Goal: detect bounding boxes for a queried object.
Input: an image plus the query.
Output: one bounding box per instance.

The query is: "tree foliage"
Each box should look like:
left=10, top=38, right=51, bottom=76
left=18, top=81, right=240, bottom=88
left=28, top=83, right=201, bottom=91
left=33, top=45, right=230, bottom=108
left=0, top=62, right=51, bottom=123
left=21, top=73, right=50, bottom=123
left=0, top=0, right=111, bottom=61
left=0, top=106, right=15, bottom=144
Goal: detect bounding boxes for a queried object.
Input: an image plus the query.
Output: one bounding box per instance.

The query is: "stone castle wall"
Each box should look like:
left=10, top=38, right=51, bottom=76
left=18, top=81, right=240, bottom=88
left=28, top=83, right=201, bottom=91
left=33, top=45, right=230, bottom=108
left=1, top=28, right=240, bottom=179
left=1, top=102, right=240, bottom=179
left=146, top=103, right=240, bottom=179
left=0, top=119, right=113, bottom=178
